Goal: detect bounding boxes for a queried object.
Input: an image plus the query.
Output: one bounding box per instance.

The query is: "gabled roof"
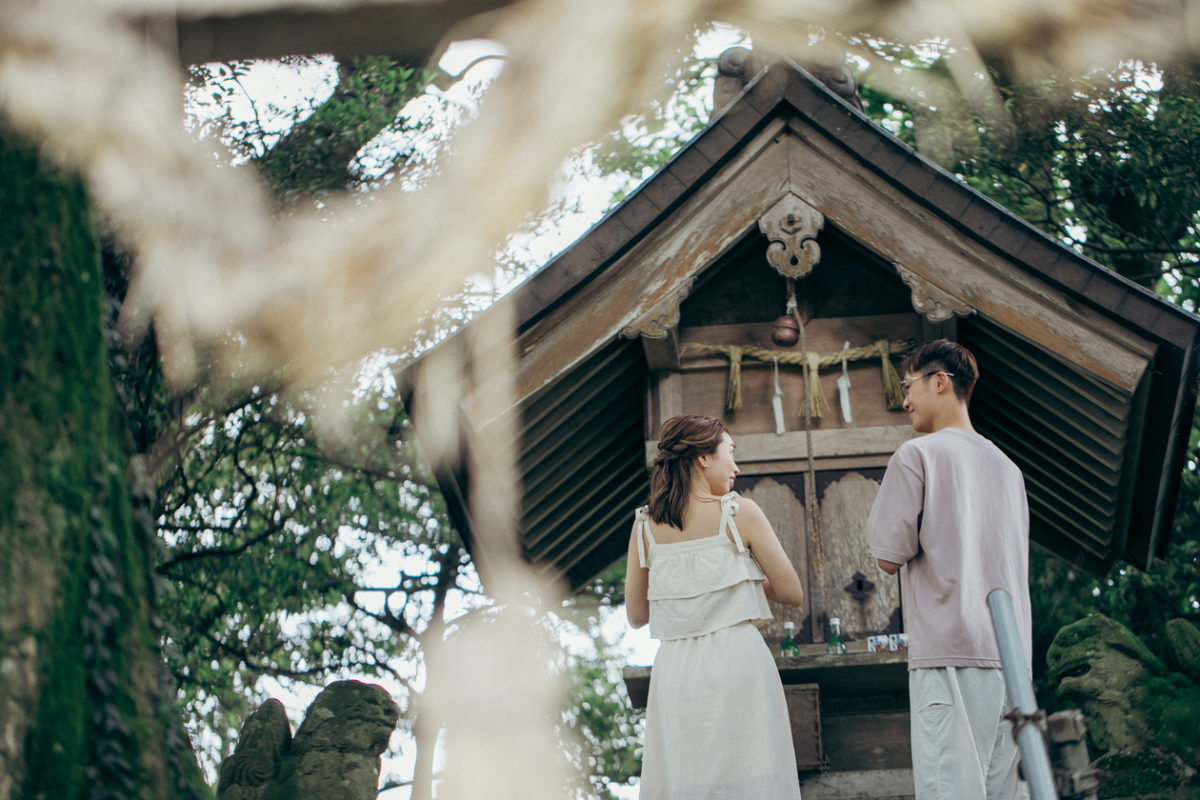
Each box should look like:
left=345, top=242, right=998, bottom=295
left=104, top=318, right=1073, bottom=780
left=403, top=58, right=1200, bottom=588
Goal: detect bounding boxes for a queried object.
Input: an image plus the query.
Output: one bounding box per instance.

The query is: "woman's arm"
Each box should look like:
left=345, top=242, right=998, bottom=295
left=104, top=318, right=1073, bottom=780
left=737, top=498, right=804, bottom=606
left=625, top=518, right=650, bottom=628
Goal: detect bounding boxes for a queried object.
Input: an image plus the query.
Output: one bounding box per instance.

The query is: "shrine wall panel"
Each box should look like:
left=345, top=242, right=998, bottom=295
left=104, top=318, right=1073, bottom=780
left=814, top=471, right=900, bottom=640
left=738, top=476, right=811, bottom=642
left=737, top=467, right=901, bottom=648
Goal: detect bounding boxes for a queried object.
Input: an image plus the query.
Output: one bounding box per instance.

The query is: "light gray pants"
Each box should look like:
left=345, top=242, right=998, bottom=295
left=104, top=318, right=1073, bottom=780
left=910, top=667, right=1031, bottom=800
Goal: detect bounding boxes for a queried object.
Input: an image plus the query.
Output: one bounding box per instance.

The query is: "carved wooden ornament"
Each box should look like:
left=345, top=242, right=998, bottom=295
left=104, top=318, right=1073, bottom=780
left=895, top=264, right=976, bottom=322
left=620, top=279, right=695, bottom=340
left=758, top=193, right=824, bottom=279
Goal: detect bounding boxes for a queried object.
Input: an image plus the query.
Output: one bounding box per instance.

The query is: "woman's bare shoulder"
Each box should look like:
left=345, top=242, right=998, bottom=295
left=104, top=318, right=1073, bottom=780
left=727, top=492, right=766, bottom=519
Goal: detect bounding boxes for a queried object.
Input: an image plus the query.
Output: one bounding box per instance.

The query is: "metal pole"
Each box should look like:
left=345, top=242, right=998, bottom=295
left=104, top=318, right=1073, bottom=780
left=987, top=588, right=1059, bottom=800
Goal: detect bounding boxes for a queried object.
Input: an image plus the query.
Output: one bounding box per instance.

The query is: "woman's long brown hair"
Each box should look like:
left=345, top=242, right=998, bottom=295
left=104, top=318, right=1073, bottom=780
left=649, top=415, right=727, bottom=529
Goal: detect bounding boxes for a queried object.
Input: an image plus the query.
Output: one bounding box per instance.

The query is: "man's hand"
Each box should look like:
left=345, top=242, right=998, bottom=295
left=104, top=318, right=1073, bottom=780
left=876, top=559, right=902, bottom=575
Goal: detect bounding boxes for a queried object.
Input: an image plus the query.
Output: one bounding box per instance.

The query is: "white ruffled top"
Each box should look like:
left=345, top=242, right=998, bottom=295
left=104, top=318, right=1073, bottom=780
left=635, top=492, right=773, bottom=641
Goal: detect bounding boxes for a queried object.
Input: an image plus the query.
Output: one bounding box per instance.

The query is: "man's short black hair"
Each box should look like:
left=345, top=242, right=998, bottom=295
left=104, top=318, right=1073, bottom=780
left=900, top=339, right=979, bottom=402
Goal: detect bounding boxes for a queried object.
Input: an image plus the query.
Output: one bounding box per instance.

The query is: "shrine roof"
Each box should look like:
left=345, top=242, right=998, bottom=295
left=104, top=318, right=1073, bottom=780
left=402, top=59, right=1200, bottom=588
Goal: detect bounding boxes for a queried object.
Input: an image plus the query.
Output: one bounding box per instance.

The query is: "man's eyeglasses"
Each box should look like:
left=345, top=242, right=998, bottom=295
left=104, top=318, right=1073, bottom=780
left=900, top=371, right=955, bottom=397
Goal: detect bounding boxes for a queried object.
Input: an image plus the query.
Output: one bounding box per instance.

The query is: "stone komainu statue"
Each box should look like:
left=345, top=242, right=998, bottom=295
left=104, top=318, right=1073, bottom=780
left=1164, top=617, right=1200, bottom=684
left=217, top=699, right=291, bottom=800
left=1046, top=614, right=1200, bottom=798
left=217, top=680, right=400, bottom=800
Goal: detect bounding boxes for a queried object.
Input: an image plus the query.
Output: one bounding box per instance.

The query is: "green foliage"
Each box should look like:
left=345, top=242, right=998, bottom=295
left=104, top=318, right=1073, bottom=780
left=855, top=41, right=1200, bottom=293
left=552, top=577, right=643, bottom=800
left=186, top=55, right=443, bottom=207
left=576, top=560, right=627, bottom=608
left=173, top=48, right=662, bottom=794
left=561, top=656, right=643, bottom=799
left=1145, top=682, right=1200, bottom=765
left=592, top=25, right=736, bottom=206
left=169, top=56, right=501, bottom=782
left=963, top=64, right=1200, bottom=289
left=1025, top=466, right=1200, bottom=700
left=255, top=56, right=433, bottom=205
left=150, top=378, right=470, bottom=770
left=186, top=57, right=333, bottom=164
left=103, top=234, right=473, bottom=787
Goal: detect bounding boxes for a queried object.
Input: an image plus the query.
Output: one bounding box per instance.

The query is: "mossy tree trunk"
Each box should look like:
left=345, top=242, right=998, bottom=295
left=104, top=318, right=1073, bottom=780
left=0, top=128, right=205, bottom=800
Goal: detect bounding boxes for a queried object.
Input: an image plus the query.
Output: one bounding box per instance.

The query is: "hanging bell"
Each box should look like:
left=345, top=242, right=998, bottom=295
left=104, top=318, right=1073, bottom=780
left=770, top=314, right=799, bottom=347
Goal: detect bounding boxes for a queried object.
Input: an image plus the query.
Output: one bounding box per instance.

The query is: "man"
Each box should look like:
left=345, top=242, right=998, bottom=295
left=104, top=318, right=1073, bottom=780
left=866, top=339, right=1032, bottom=800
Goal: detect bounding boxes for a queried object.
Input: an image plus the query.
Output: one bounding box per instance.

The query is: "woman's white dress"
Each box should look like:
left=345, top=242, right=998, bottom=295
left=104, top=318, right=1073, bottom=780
left=636, top=492, right=801, bottom=800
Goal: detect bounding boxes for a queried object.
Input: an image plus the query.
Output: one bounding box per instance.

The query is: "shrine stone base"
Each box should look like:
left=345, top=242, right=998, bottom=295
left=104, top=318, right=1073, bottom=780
left=798, top=767, right=915, bottom=799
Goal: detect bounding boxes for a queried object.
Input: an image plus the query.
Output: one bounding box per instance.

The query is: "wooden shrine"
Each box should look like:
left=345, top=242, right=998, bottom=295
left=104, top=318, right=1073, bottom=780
left=401, top=51, right=1200, bottom=795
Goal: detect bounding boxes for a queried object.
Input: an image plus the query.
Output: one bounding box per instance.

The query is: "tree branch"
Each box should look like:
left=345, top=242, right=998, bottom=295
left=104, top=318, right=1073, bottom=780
left=156, top=521, right=281, bottom=573
left=348, top=590, right=415, bottom=639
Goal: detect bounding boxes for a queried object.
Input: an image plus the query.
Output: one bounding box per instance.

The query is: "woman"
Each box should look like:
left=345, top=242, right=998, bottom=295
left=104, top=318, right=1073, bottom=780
left=626, top=414, right=805, bottom=799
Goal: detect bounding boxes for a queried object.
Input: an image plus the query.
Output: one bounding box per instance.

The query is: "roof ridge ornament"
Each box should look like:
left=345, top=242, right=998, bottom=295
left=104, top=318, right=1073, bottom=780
left=712, top=47, right=761, bottom=116
left=758, top=193, right=824, bottom=279
left=711, top=47, right=864, bottom=118
left=894, top=264, right=977, bottom=322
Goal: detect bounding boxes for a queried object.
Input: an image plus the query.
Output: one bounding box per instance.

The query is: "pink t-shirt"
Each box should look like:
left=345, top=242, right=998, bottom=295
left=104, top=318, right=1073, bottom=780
left=866, top=427, right=1032, bottom=675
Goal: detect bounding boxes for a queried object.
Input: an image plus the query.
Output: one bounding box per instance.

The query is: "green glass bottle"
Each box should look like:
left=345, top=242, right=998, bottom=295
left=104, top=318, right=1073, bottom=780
left=826, top=617, right=847, bottom=655
left=780, top=621, right=799, bottom=658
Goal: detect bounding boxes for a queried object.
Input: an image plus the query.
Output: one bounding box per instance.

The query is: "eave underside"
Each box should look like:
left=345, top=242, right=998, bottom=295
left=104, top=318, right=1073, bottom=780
left=514, top=339, right=649, bottom=588
left=960, top=317, right=1142, bottom=572
left=504, top=309, right=1155, bottom=591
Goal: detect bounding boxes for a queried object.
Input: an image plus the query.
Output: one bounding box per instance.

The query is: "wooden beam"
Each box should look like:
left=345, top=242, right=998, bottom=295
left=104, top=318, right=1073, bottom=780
left=921, top=316, right=955, bottom=342
left=735, top=455, right=892, bottom=475
left=163, top=0, right=514, bottom=65
left=645, top=370, right=682, bottom=439
left=644, top=425, right=917, bottom=468
left=623, top=646, right=909, bottom=707
left=640, top=327, right=681, bottom=372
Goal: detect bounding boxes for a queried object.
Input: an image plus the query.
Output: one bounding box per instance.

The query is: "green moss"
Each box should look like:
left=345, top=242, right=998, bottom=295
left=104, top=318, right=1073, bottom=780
left=2, top=128, right=105, bottom=797
left=260, top=681, right=398, bottom=800
left=1047, top=614, right=1168, bottom=681
left=1, top=128, right=206, bottom=799
left=1047, top=614, right=1200, bottom=798
left=1164, top=619, right=1200, bottom=682
left=1095, top=750, right=1188, bottom=799
left=1146, top=683, right=1200, bottom=764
